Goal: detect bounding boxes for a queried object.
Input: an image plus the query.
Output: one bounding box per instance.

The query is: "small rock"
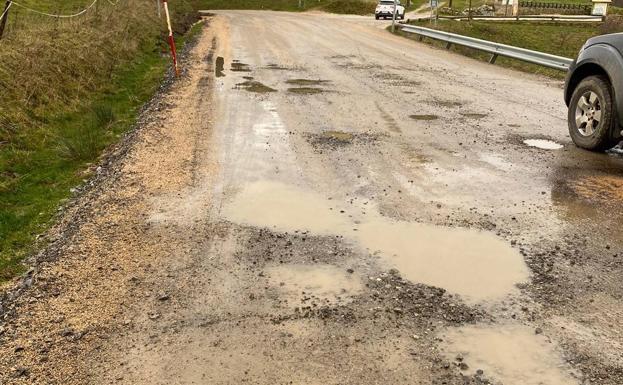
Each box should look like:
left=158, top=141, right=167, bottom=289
left=157, top=293, right=170, bottom=301
left=535, top=327, right=543, bottom=335
left=12, top=366, right=29, bottom=378
left=148, top=313, right=161, bottom=320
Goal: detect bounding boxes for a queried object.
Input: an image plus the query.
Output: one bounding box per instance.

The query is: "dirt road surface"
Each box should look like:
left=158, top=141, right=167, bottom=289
left=1, top=11, right=623, bottom=385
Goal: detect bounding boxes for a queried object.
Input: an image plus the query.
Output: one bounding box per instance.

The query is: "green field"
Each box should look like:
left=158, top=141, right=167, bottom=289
left=197, top=0, right=377, bottom=14
left=396, top=18, right=622, bottom=77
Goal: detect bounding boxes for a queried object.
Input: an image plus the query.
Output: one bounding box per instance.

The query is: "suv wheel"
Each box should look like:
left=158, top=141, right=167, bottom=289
left=568, top=75, right=619, bottom=151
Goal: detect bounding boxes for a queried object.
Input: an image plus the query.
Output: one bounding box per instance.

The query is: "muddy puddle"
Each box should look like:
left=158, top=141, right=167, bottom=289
left=460, top=112, right=488, bottom=119
left=267, top=264, right=362, bottom=307
left=231, top=61, right=251, bottom=72
left=264, top=63, right=290, bottom=70
left=288, top=87, right=325, bottom=95
left=568, top=174, right=623, bottom=202
left=215, top=56, right=225, bottom=77
left=440, top=324, right=579, bottom=385
left=524, top=139, right=563, bottom=150
left=235, top=80, right=276, bottom=93
left=409, top=114, right=438, bottom=121
left=223, top=181, right=529, bottom=303
left=286, top=79, right=330, bottom=86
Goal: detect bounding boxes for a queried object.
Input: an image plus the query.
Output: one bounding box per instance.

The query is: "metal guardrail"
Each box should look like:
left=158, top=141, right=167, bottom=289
left=400, top=24, right=574, bottom=70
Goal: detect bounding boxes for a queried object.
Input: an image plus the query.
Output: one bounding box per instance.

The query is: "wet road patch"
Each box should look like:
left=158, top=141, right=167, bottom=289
left=267, top=264, right=363, bottom=308
left=223, top=181, right=530, bottom=303
left=460, top=112, right=488, bottom=119
left=231, top=61, right=252, bottom=72
left=286, top=79, right=330, bottom=86
left=409, top=114, right=438, bottom=121
left=215, top=56, right=225, bottom=77
left=524, top=139, right=563, bottom=150
left=568, top=174, right=623, bottom=203
left=287, top=87, right=325, bottom=95
left=235, top=80, right=276, bottom=93
left=440, top=324, right=579, bottom=385
left=264, top=63, right=290, bottom=70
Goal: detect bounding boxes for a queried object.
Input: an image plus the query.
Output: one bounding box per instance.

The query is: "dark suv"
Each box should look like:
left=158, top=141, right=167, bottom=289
left=565, top=33, right=623, bottom=151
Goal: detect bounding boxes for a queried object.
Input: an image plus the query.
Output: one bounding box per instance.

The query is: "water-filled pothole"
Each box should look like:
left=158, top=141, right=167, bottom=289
left=523, top=139, right=563, bottom=150
left=267, top=264, right=362, bottom=307
left=409, top=114, right=438, bottom=121
left=222, top=181, right=529, bottom=303
left=288, top=87, right=325, bottom=95
left=231, top=61, right=252, bottom=72
left=235, top=80, right=276, bottom=93
left=215, top=56, right=225, bottom=77
left=440, top=324, right=578, bottom=385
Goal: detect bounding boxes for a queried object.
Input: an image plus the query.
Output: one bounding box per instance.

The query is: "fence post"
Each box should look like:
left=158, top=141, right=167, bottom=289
left=0, top=0, right=11, bottom=40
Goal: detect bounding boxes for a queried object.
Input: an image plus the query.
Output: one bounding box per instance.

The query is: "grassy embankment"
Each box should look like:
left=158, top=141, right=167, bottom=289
left=196, top=0, right=429, bottom=15
left=395, top=18, right=623, bottom=77
left=0, top=0, right=201, bottom=281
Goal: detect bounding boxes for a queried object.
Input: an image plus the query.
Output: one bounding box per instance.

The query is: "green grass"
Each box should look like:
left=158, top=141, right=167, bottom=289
left=197, top=0, right=378, bottom=14
left=438, top=0, right=592, bottom=15
left=396, top=19, right=606, bottom=77
left=0, top=17, right=203, bottom=282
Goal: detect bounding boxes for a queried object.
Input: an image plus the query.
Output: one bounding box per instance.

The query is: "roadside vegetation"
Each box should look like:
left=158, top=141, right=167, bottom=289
left=0, top=0, right=201, bottom=282
left=197, top=0, right=378, bottom=14
left=396, top=17, right=623, bottom=77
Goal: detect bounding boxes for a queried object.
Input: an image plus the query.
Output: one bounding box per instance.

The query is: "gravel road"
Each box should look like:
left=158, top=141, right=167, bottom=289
left=1, top=12, right=622, bottom=385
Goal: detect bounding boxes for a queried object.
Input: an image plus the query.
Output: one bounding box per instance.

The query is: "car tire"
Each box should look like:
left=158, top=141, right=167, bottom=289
left=375, top=15, right=379, bottom=19
left=568, top=75, right=619, bottom=151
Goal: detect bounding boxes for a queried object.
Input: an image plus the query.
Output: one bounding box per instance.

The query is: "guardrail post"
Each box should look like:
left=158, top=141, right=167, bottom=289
left=445, top=41, right=452, bottom=49
left=489, top=53, right=498, bottom=64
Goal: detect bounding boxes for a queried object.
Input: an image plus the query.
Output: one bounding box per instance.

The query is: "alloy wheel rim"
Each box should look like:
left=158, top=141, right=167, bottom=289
left=575, top=91, right=602, bottom=137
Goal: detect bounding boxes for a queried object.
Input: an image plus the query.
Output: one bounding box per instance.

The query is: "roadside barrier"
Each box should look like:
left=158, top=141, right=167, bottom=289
left=400, top=24, right=573, bottom=70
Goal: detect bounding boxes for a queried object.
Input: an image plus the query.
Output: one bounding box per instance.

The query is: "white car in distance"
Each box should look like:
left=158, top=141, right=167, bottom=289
left=375, top=0, right=406, bottom=20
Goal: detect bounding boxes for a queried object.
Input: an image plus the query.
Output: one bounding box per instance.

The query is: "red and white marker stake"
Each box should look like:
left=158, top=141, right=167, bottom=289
left=162, top=0, right=179, bottom=76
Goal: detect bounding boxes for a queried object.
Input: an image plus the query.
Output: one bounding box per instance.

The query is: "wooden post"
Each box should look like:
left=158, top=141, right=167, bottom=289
left=0, top=0, right=11, bottom=40
left=468, top=0, right=472, bottom=20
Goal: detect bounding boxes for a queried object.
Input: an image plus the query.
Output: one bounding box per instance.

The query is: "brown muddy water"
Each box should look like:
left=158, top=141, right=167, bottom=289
left=267, top=264, right=362, bottom=307
left=222, top=181, right=529, bottom=303
left=440, top=324, right=579, bottom=385
left=235, top=80, right=276, bottom=93
left=287, top=87, right=325, bottom=95
left=215, top=56, right=225, bottom=77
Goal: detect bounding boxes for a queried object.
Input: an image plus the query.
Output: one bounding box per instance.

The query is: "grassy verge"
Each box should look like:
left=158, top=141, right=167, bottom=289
left=197, top=0, right=378, bottom=14
left=0, top=1, right=202, bottom=282
left=395, top=19, right=622, bottom=78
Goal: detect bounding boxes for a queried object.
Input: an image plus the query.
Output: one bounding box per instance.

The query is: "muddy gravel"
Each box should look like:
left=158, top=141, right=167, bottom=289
left=1, top=11, right=623, bottom=385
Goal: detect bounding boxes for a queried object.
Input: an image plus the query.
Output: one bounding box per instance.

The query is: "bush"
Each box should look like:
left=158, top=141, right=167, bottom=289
left=321, top=0, right=377, bottom=14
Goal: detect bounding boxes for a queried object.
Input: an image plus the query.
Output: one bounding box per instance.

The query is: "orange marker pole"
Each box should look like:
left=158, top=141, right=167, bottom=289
left=162, top=0, right=179, bottom=76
